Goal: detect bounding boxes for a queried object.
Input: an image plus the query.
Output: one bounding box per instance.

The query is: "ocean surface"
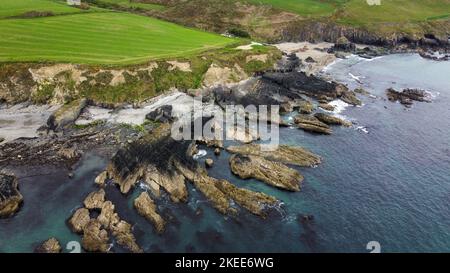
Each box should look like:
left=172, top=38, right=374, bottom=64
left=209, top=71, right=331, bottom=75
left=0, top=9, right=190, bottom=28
left=1, top=53, right=449, bottom=253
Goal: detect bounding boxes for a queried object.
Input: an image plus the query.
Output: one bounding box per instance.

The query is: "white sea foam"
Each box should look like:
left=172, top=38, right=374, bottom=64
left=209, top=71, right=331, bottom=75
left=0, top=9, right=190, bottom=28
left=193, top=149, right=207, bottom=160
left=349, top=72, right=363, bottom=83
left=355, top=126, right=369, bottom=134
left=328, top=99, right=350, bottom=115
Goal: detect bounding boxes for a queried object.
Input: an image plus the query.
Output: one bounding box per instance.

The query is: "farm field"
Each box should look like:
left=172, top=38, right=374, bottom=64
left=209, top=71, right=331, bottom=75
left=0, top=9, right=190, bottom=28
left=247, top=0, right=450, bottom=24
left=247, top=0, right=345, bottom=17
left=337, top=0, right=450, bottom=25
left=97, top=0, right=167, bottom=11
left=0, top=1, right=236, bottom=64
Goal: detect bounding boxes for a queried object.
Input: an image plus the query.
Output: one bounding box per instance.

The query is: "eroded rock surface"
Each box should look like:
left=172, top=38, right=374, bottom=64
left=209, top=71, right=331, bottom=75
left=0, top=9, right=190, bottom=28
left=229, top=154, right=302, bottom=191
left=83, top=189, right=105, bottom=210
left=314, top=113, right=351, bottom=127
left=35, top=238, right=61, bottom=253
left=386, top=88, right=431, bottom=107
left=226, top=144, right=321, bottom=167
left=294, top=115, right=332, bottom=135
left=134, top=192, right=165, bottom=234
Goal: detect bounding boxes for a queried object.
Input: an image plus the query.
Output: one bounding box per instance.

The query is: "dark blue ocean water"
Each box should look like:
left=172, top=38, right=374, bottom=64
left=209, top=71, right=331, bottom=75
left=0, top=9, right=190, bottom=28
left=1, top=54, right=449, bottom=252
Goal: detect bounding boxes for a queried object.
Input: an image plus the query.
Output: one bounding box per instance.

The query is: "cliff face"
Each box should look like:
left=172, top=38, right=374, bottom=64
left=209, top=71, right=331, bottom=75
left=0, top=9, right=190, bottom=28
left=281, top=19, right=450, bottom=48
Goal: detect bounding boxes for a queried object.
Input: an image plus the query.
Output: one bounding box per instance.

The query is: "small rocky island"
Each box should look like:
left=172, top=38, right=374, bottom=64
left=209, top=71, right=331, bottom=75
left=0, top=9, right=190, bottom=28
left=0, top=172, right=23, bottom=218
left=386, top=88, right=432, bottom=107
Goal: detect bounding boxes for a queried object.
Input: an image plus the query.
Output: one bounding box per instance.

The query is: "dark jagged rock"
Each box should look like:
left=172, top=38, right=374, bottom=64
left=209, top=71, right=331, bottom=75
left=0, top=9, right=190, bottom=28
left=47, top=99, right=87, bottom=131
left=35, top=238, right=61, bottom=253
left=294, top=114, right=332, bottom=135
left=0, top=173, right=23, bottom=218
left=334, top=36, right=356, bottom=52
left=145, top=105, right=173, bottom=123
left=304, top=56, right=316, bottom=63
left=314, top=113, right=352, bottom=127
left=386, top=88, right=431, bottom=107
left=229, top=154, right=303, bottom=191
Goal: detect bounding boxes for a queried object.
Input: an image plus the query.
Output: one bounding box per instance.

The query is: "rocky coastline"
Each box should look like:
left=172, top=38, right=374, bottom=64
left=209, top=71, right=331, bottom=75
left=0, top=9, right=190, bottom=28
left=2, top=38, right=439, bottom=252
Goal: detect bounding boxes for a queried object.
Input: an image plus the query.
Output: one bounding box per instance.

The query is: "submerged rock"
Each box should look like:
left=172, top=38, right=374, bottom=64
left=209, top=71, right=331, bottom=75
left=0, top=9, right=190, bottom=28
left=35, top=238, right=61, bottom=253
left=0, top=173, right=23, bottom=218
left=314, top=113, right=352, bottom=127
left=134, top=192, right=165, bottom=234
left=226, top=144, right=321, bottom=167
left=229, top=154, right=303, bottom=191
left=205, top=158, right=214, bottom=168
left=294, top=114, right=332, bottom=135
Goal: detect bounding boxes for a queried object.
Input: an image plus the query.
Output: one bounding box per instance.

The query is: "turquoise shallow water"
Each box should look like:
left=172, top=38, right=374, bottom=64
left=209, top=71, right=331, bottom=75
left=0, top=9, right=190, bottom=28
left=1, top=54, right=449, bottom=252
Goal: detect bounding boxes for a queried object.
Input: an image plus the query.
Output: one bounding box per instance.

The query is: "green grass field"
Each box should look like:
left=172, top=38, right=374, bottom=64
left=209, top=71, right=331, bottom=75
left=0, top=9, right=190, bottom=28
left=247, top=0, right=344, bottom=16
left=97, top=0, right=167, bottom=11
left=0, top=1, right=235, bottom=64
left=337, top=0, right=450, bottom=25
left=247, top=0, right=450, bottom=23
left=0, top=0, right=93, bottom=18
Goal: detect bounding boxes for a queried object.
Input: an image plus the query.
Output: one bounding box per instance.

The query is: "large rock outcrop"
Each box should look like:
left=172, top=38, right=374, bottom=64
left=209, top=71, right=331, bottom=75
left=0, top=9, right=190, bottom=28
left=0, top=173, right=23, bottom=218
left=226, top=144, right=321, bottom=167
left=69, top=207, right=90, bottom=234
left=229, top=154, right=302, bottom=191
left=83, top=189, right=105, bottom=210
left=134, top=192, right=165, bottom=234
left=35, top=238, right=62, bottom=253
left=81, top=219, right=110, bottom=253
left=294, top=114, right=332, bottom=135
left=314, top=113, right=351, bottom=127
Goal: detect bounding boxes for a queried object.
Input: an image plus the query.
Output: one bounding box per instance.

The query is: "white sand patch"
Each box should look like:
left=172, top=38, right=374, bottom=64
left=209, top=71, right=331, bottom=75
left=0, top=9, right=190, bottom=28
left=0, top=103, right=60, bottom=142
left=167, top=61, right=192, bottom=72
left=274, top=42, right=336, bottom=75
left=236, top=42, right=263, bottom=50
left=76, top=91, right=218, bottom=126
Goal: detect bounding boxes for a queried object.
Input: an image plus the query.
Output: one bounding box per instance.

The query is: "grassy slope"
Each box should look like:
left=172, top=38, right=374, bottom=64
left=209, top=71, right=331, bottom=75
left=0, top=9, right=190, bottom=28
left=97, top=0, right=166, bottom=11
left=0, top=0, right=90, bottom=18
left=247, top=0, right=345, bottom=17
left=336, top=0, right=450, bottom=25
left=0, top=1, right=236, bottom=64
